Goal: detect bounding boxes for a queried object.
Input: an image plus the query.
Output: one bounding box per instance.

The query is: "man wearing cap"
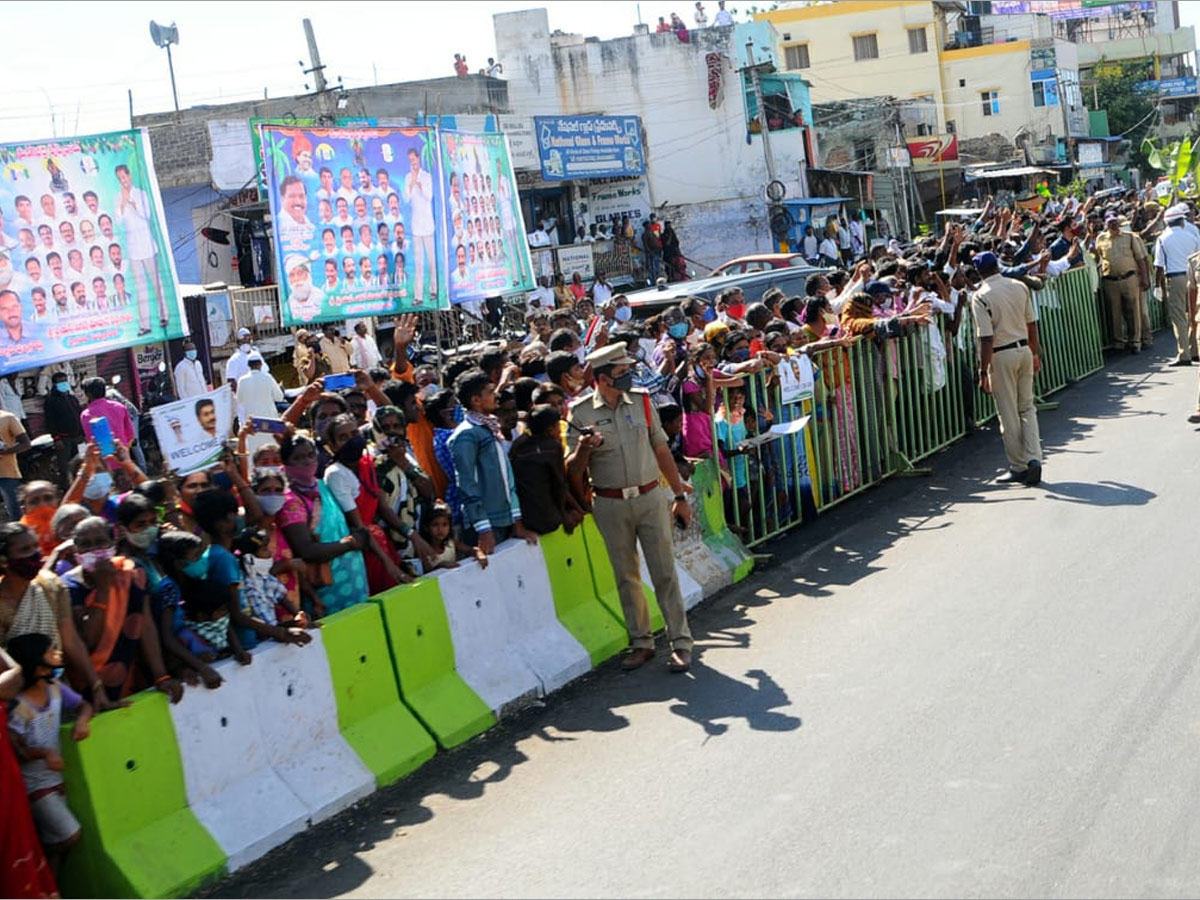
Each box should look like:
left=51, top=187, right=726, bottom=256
left=971, top=252, right=1043, bottom=485
left=224, top=327, right=257, bottom=389
left=236, top=350, right=284, bottom=455
left=565, top=342, right=696, bottom=673
left=1153, top=204, right=1200, bottom=365
left=1094, top=212, right=1149, bottom=353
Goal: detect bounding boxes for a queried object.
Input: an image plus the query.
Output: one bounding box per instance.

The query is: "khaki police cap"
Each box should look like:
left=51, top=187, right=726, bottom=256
left=586, top=343, right=636, bottom=368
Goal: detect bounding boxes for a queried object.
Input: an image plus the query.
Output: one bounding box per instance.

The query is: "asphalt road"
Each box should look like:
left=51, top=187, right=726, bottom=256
left=211, top=344, right=1200, bottom=900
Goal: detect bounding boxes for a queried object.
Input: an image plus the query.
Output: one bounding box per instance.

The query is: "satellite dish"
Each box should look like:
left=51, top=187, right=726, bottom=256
left=149, top=20, right=179, bottom=48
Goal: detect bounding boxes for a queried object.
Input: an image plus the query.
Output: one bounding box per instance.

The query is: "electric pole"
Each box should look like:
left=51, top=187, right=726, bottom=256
left=741, top=40, right=778, bottom=185
left=302, top=18, right=335, bottom=118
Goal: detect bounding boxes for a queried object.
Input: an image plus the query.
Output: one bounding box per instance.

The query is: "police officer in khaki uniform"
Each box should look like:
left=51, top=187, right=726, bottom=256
left=971, top=252, right=1044, bottom=485
left=1094, top=211, right=1149, bottom=352
left=565, top=343, right=695, bottom=673
left=1186, top=247, right=1200, bottom=422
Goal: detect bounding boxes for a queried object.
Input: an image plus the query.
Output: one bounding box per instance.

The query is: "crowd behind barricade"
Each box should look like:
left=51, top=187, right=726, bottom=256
left=3, top=180, right=1199, bottom=894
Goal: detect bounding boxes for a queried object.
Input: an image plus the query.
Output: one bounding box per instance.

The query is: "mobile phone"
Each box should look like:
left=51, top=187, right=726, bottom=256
left=249, top=416, right=287, bottom=435
left=90, top=417, right=116, bottom=456
left=323, top=372, right=356, bottom=391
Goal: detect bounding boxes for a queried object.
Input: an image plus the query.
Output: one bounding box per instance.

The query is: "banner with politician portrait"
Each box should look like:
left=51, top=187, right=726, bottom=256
left=261, top=124, right=448, bottom=326
left=0, top=129, right=186, bottom=377
left=150, top=384, right=234, bottom=476
left=439, top=130, right=535, bottom=306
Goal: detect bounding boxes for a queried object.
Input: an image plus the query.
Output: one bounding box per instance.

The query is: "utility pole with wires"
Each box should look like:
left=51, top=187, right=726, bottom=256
left=740, top=40, right=778, bottom=185
left=301, top=18, right=338, bottom=120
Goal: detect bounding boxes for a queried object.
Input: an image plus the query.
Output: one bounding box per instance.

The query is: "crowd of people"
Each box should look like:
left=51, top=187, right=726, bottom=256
left=6, top=179, right=1200, bottom=894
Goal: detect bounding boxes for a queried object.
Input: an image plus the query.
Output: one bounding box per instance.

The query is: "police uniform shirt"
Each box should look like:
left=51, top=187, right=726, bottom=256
left=1094, top=229, right=1145, bottom=278
left=971, top=274, right=1037, bottom=347
left=1187, top=250, right=1200, bottom=323
left=567, top=388, right=666, bottom=491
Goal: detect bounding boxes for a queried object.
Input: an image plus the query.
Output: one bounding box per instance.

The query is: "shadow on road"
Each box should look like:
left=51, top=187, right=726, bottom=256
left=206, top=349, right=1166, bottom=900
left=1038, top=480, right=1156, bottom=506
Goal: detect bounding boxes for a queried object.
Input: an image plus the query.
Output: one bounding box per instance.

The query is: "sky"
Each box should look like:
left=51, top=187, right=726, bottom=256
left=0, top=0, right=670, bottom=143
left=3, top=1, right=1198, bottom=145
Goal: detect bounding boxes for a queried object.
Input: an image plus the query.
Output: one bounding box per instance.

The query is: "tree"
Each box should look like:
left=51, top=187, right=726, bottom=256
left=1093, top=59, right=1156, bottom=174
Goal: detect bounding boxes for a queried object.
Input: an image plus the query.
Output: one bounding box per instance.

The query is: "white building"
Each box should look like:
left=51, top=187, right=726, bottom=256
left=494, top=8, right=816, bottom=272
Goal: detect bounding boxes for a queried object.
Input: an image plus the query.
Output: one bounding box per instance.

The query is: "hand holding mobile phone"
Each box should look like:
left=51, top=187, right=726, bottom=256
left=90, top=418, right=116, bottom=457
left=323, top=373, right=356, bottom=391
left=249, top=416, right=287, bottom=435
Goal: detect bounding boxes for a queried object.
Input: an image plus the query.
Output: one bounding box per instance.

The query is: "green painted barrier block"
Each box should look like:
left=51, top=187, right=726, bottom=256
left=371, top=579, right=495, bottom=749
left=540, top=526, right=628, bottom=665
left=58, top=691, right=226, bottom=899
left=322, top=603, right=438, bottom=786
left=692, top=459, right=754, bottom=583
left=581, top=515, right=666, bottom=632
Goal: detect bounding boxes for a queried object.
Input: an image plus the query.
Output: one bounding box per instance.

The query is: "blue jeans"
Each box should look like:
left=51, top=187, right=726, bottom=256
left=647, top=253, right=661, bottom=283
left=0, top=477, right=21, bottom=521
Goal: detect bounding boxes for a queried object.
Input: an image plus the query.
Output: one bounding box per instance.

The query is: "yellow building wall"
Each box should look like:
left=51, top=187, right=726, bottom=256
left=759, top=1, right=945, bottom=129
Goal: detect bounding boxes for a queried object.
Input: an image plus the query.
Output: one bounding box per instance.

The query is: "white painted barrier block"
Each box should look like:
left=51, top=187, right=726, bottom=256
left=435, top=551, right=541, bottom=716
left=486, top=540, right=592, bottom=695
left=638, top=551, right=705, bottom=612
left=248, top=635, right=375, bottom=825
left=169, top=655, right=308, bottom=872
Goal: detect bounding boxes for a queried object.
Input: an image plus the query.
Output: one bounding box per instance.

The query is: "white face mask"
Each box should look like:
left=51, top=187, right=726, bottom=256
left=574, top=346, right=587, bottom=365
left=614, top=306, right=632, bottom=323
left=239, top=342, right=251, bottom=354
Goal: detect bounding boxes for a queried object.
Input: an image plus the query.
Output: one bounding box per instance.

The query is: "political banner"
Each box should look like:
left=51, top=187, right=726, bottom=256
left=0, top=128, right=185, bottom=377
left=440, top=129, right=535, bottom=305
left=150, top=384, right=233, bottom=476
left=261, top=124, right=448, bottom=326
left=249, top=117, right=376, bottom=200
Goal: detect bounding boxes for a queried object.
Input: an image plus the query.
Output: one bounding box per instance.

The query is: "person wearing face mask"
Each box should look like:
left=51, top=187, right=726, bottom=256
left=61, top=516, right=182, bottom=704
left=0, top=523, right=116, bottom=717
left=224, top=327, right=257, bottom=390
left=716, top=287, right=746, bottom=325
left=370, top=406, right=436, bottom=569
left=173, top=338, right=209, bottom=399
left=275, top=433, right=368, bottom=620
left=18, top=481, right=60, bottom=556
left=565, top=343, right=696, bottom=673
left=232, top=526, right=311, bottom=632
left=323, top=413, right=411, bottom=593
left=43, top=372, right=84, bottom=491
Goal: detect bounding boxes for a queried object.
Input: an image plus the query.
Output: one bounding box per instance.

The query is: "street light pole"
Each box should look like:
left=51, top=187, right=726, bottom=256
left=165, top=41, right=179, bottom=112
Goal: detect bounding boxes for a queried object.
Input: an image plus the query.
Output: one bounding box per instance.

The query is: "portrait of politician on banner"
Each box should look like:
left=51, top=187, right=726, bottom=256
left=261, top=125, right=448, bottom=326
left=439, top=130, right=535, bottom=306
left=0, top=128, right=185, bottom=377
left=150, top=385, right=234, bottom=476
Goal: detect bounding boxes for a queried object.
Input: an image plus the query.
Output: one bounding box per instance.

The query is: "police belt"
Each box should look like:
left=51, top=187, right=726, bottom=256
left=993, top=339, right=1029, bottom=352
left=1102, top=270, right=1135, bottom=281
left=594, top=480, right=660, bottom=500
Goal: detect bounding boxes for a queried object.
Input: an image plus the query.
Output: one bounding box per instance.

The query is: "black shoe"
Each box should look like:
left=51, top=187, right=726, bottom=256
left=995, top=470, right=1026, bottom=484
left=1024, top=460, right=1042, bottom=486
left=1169, top=359, right=1193, bottom=367
left=1130, top=345, right=1141, bottom=355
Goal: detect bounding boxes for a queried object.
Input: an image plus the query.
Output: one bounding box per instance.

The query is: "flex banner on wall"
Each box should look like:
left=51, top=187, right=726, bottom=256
left=440, top=129, right=535, bottom=307
left=0, top=128, right=186, bottom=376
left=261, top=125, right=448, bottom=326
left=150, top=384, right=234, bottom=476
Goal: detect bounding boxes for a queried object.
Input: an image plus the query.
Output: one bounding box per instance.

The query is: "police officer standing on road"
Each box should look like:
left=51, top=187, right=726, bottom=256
left=1093, top=211, right=1149, bottom=353
left=566, top=343, right=695, bottom=673
left=971, top=252, right=1044, bottom=486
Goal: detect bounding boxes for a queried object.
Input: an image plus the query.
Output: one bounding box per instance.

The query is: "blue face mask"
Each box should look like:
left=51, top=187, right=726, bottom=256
left=83, top=471, right=113, bottom=500
left=668, top=322, right=688, bottom=339
left=731, top=348, right=750, bottom=362
left=181, top=549, right=209, bottom=579
left=701, top=306, right=716, bottom=323
left=185, top=349, right=198, bottom=361
left=55, top=381, right=70, bottom=393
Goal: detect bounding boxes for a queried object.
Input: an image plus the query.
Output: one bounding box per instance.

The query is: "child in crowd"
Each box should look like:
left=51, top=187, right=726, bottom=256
left=6, top=632, right=93, bottom=877
left=152, top=531, right=224, bottom=688
left=658, top=402, right=693, bottom=480
left=715, top=385, right=753, bottom=538
left=419, top=502, right=488, bottom=572
left=232, top=527, right=310, bottom=630
left=191, top=489, right=312, bottom=656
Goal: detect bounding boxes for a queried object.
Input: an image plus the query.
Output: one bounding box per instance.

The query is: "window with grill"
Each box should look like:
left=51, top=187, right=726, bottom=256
left=853, top=33, right=879, bottom=60
left=785, top=44, right=810, bottom=69
left=981, top=90, right=1000, bottom=116
left=854, top=139, right=877, bottom=170
left=908, top=27, right=928, bottom=54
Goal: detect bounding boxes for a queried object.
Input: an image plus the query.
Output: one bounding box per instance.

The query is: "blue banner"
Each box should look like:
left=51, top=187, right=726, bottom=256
left=533, top=116, right=645, bottom=182
left=1135, top=77, right=1198, bottom=98
left=439, top=130, right=535, bottom=306
left=261, top=125, right=448, bottom=325
left=0, top=129, right=185, bottom=377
